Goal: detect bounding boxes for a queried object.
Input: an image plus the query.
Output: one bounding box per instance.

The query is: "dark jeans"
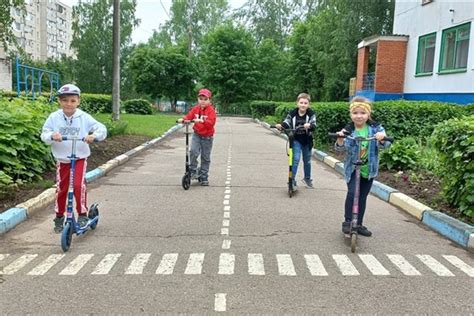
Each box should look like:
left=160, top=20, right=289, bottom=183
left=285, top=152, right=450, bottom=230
left=344, top=171, right=373, bottom=225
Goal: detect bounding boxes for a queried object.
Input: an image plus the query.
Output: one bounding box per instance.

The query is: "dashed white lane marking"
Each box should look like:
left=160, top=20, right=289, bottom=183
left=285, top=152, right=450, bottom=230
left=222, top=220, right=230, bottom=227
left=225, top=189, right=231, bottom=194
left=332, top=254, right=360, bottom=276
left=91, top=254, right=121, bottom=275
left=222, top=240, right=231, bottom=249
left=225, top=181, right=230, bottom=185
left=215, top=293, right=227, bottom=312
left=359, top=254, right=390, bottom=276
left=248, top=253, right=265, bottom=275
left=224, top=195, right=230, bottom=199
left=218, top=253, right=235, bottom=275
left=184, top=253, right=205, bottom=275
left=28, top=254, right=65, bottom=275
left=224, top=206, right=230, bottom=211
left=125, top=253, right=151, bottom=274
left=156, top=253, right=179, bottom=274
left=387, top=254, right=421, bottom=276
left=223, top=200, right=229, bottom=205
left=59, top=254, right=94, bottom=275
left=221, top=228, right=229, bottom=235
left=304, top=255, right=328, bottom=276
left=276, top=254, right=296, bottom=276
left=223, top=212, right=230, bottom=218
left=2, top=254, right=38, bottom=275
left=417, top=255, right=454, bottom=277
left=443, top=255, right=474, bottom=277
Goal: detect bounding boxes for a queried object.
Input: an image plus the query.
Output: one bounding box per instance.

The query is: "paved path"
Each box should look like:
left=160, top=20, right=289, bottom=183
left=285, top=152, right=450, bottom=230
left=1, top=117, right=472, bottom=314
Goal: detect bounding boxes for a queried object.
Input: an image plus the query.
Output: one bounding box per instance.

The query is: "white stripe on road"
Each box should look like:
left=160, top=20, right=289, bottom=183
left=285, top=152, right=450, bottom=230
left=225, top=189, right=231, bottom=194
left=224, top=195, right=230, bottom=199
left=218, top=253, right=235, bottom=275
left=387, top=254, right=421, bottom=276
left=225, top=181, right=230, bottom=185
left=223, top=212, right=230, bottom=218
left=222, top=240, right=231, bottom=249
left=443, top=255, right=474, bottom=277
left=91, top=254, right=121, bottom=275
left=332, top=255, right=359, bottom=276
left=417, top=255, right=454, bottom=276
left=359, top=254, right=390, bottom=276
left=222, top=220, right=230, bottom=227
left=184, top=253, right=205, bottom=275
left=59, top=254, right=94, bottom=275
left=215, top=293, right=226, bottom=312
left=156, top=253, right=179, bottom=274
left=304, top=254, right=328, bottom=276
left=276, top=254, right=296, bottom=276
left=0, top=254, right=10, bottom=261
left=125, top=253, right=151, bottom=274
left=224, top=206, right=230, bottom=211
left=221, top=228, right=229, bottom=235
left=248, top=253, right=265, bottom=275
left=28, top=254, right=65, bottom=275
left=2, top=254, right=38, bottom=275
left=223, top=200, right=229, bottom=205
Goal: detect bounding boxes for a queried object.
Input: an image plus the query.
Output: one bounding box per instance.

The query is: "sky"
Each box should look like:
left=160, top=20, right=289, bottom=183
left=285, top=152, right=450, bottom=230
left=61, top=0, right=248, bottom=44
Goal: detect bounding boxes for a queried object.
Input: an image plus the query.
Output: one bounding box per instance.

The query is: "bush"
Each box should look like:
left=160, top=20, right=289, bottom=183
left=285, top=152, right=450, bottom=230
left=103, top=119, right=128, bottom=137
left=250, top=101, right=278, bottom=119
left=380, top=137, right=420, bottom=171
left=123, top=99, right=153, bottom=115
left=79, top=94, right=112, bottom=113
left=430, top=116, right=474, bottom=217
left=0, top=98, right=54, bottom=196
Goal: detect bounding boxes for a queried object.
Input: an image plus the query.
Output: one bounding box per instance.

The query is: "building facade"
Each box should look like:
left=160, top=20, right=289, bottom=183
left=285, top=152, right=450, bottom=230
left=355, top=0, right=473, bottom=104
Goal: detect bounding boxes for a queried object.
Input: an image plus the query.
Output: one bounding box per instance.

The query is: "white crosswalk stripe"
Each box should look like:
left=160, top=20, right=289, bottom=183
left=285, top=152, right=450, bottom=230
left=91, top=254, right=121, bottom=275
left=156, top=253, right=178, bottom=275
left=248, top=253, right=265, bottom=275
left=276, top=254, right=296, bottom=276
left=125, top=253, right=151, bottom=275
left=359, top=254, right=390, bottom=276
left=1, top=254, right=37, bottom=275
left=442, top=255, right=474, bottom=277
left=28, top=254, right=65, bottom=275
left=387, top=254, right=421, bottom=276
left=184, top=253, right=205, bottom=275
left=1, top=253, right=472, bottom=278
left=0, top=254, right=10, bottom=261
left=304, top=255, right=328, bottom=276
left=332, top=254, right=360, bottom=276
left=59, top=254, right=94, bottom=275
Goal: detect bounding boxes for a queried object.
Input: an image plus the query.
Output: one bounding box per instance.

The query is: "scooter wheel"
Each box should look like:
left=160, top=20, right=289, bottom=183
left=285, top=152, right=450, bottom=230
left=182, top=174, right=191, bottom=190
left=61, top=222, right=73, bottom=252
left=351, top=233, right=357, bottom=253
left=88, top=204, right=99, bottom=230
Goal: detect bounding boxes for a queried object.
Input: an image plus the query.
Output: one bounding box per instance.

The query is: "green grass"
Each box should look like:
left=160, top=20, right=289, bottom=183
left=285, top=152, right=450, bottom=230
left=93, top=113, right=181, bottom=138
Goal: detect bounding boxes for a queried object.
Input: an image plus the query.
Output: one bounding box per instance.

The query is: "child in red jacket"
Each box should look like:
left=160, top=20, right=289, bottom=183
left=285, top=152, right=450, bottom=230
left=178, top=88, right=217, bottom=186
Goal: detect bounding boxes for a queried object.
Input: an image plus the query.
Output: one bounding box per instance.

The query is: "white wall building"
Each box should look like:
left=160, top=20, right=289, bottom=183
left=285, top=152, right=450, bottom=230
left=393, top=0, right=473, bottom=104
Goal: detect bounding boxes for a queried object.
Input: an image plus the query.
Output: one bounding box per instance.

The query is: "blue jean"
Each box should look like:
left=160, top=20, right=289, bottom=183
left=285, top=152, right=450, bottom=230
left=344, top=171, right=374, bottom=225
left=190, top=134, right=213, bottom=181
left=292, top=140, right=312, bottom=181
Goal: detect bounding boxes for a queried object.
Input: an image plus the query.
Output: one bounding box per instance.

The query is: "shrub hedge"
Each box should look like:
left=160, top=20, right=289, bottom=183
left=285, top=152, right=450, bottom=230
left=123, top=99, right=153, bottom=115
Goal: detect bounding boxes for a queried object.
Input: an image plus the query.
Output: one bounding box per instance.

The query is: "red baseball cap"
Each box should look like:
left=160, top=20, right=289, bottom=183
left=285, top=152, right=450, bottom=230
left=198, top=88, right=212, bottom=98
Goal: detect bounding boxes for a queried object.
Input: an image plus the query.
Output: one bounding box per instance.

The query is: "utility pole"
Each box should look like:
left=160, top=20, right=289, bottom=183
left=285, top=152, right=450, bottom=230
left=112, top=0, right=120, bottom=121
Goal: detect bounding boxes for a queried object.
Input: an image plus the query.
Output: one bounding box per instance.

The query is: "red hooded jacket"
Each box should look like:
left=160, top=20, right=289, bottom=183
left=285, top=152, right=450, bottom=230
left=183, top=104, right=217, bottom=137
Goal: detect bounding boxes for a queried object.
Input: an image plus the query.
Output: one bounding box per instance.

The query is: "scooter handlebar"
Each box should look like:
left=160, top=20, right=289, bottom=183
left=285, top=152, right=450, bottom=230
left=53, top=136, right=99, bottom=142
left=328, top=132, right=393, bottom=142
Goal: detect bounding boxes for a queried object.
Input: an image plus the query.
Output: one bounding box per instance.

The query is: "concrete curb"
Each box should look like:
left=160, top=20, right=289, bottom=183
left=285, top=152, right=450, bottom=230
left=256, top=118, right=474, bottom=250
left=0, top=124, right=182, bottom=235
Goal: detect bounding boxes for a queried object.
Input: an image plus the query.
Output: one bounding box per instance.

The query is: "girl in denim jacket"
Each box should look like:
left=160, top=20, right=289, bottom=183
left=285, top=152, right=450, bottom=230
left=335, top=97, right=391, bottom=237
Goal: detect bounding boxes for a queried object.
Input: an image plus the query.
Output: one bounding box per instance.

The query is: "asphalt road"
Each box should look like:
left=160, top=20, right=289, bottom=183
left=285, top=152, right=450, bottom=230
left=1, top=117, right=473, bottom=314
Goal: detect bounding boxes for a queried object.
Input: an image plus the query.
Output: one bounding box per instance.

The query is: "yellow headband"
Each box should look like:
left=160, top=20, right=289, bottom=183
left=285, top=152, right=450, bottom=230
left=350, top=101, right=371, bottom=114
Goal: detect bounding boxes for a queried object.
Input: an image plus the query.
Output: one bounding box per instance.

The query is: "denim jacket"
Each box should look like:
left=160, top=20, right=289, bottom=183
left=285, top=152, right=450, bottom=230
left=334, top=121, right=391, bottom=183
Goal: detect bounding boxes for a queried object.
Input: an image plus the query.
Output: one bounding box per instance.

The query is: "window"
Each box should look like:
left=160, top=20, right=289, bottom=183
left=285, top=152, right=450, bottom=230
left=416, top=32, right=436, bottom=75
left=439, top=22, right=470, bottom=73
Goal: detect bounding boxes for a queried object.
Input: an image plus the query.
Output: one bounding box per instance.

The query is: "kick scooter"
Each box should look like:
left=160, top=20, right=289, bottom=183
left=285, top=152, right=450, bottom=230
left=58, top=136, right=100, bottom=252
left=329, top=131, right=393, bottom=252
left=177, top=120, right=200, bottom=190
left=271, top=125, right=306, bottom=198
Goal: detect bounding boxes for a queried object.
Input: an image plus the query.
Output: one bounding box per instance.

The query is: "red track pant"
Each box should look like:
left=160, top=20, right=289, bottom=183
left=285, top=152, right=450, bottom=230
left=55, top=159, right=88, bottom=217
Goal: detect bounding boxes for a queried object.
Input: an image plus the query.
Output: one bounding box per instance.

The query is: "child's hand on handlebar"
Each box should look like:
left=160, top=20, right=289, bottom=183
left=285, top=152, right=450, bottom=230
left=275, top=123, right=282, bottom=130
left=303, top=123, right=311, bottom=130
left=84, top=134, right=96, bottom=144
left=194, top=118, right=204, bottom=123
left=52, top=132, right=63, bottom=142
left=375, top=131, right=386, bottom=142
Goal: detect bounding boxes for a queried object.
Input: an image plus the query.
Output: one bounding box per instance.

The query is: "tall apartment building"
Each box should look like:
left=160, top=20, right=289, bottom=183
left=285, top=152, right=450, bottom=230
left=10, top=0, right=74, bottom=61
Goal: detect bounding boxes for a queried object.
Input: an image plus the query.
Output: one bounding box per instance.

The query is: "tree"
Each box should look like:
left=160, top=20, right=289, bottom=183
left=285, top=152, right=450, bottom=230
left=71, top=0, right=138, bottom=93
left=255, top=39, right=286, bottom=100
left=199, top=24, right=259, bottom=111
left=127, top=46, right=195, bottom=109
left=0, top=0, right=24, bottom=50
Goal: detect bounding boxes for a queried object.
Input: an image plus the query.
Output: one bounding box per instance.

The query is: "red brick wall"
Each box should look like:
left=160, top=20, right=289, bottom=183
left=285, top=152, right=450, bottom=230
left=375, top=41, right=407, bottom=93
left=356, top=47, right=369, bottom=91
